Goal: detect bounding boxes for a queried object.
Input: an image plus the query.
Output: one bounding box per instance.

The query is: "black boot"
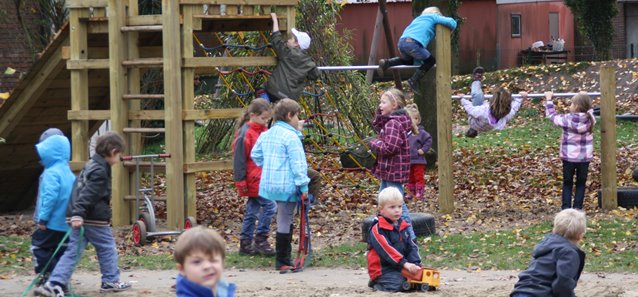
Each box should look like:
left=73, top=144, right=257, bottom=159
left=239, top=239, right=255, bottom=255
left=377, top=57, right=404, bottom=77
left=275, top=232, right=293, bottom=273
left=254, top=233, right=275, bottom=256
left=408, top=56, right=436, bottom=95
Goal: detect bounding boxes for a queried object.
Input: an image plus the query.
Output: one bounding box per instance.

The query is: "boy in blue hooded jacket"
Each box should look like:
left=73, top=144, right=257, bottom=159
left=31, top=133, right=75, bottom=284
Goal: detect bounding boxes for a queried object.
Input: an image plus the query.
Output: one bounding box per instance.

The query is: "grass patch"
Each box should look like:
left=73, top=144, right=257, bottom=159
left=453, top=118, right=638, bottom=152
left=3, top=218, right=637, bottom=274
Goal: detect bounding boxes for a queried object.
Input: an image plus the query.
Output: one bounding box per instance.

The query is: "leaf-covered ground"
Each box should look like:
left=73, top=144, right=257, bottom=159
left=2, top=60, right=637, bottom=259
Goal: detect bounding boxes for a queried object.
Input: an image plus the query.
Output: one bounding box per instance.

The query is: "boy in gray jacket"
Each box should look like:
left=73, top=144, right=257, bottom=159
left=511, top=209, right=586, bottom=297
left=264, top=13, right=320, bottom=103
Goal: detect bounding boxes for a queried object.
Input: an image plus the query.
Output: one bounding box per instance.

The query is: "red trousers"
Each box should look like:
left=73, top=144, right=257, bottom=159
left=407, top=164, right=426, bottom=198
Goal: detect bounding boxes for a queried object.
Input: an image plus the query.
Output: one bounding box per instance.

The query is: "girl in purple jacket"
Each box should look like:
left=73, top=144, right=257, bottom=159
left=369, top=88, right=416, bottom=240
left=545, top=91, right=595, bottom=210
left=404, top=104, right=432, bottom=200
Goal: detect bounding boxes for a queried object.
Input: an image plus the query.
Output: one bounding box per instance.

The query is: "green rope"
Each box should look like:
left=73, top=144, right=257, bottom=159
left=21, top=226, right=85, bottom=297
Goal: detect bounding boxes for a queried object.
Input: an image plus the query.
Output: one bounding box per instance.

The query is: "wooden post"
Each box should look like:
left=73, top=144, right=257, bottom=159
left=163, top=0, right=185, bottom=229
left=435, top=25, right=454, bottom=214
left=127, top=0, right=142, bottom=223
left=108, top=0, right=131, bottom=226
left=600, top=66, right=617, bottom=209
left=365, top=9, right=383, bottom=84
left=69, top=8, right=90, bottom=167
left=182, top=5, right=198, bottom=219
left=378, top=0, right=402, bottom=90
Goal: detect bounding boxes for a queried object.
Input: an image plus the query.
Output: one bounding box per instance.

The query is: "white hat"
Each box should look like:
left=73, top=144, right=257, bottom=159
left=291, top=28, right=311, bottom=50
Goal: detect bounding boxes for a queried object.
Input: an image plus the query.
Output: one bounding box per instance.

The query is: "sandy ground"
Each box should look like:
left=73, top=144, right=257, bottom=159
left=2, top=268, right=638, bottom=297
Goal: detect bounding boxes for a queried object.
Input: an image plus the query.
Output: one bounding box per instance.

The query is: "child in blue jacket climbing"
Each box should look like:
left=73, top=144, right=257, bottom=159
left=378, top=6, right=457, bottom=94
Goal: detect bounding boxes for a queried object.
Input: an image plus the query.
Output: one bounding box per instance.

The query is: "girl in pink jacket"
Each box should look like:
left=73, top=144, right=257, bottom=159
left=545, top=91, right=595, bottom=210
left=460, top=88, right=528, bottom=137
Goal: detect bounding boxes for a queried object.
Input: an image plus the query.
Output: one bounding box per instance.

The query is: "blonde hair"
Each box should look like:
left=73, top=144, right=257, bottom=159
left=490, top=88, right=513, bottom=121
left=571, top=92, right=594, bottom=133
left=382, top=88, right=407, bottom=110
left=378, top=187, right=404, bottom=208
left=404, top=103, right=421, bottom=134
left=174, top=226, right=226, bottom=265
left=421, top=6, right=442, bottom=15
left=552, top=209, right=586, bottom=242
left=273, top=98, right=302, bottom=122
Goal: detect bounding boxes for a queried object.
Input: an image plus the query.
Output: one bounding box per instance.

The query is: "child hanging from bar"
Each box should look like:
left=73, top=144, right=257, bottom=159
left=263, top=13, right=320, bottom=103
left=460, top=88, right=528, bottom=138
left=377, top=6, right=457, bottom=95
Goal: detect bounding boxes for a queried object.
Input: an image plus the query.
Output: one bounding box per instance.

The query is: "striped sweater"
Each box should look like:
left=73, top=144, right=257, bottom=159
left=545, top=100, right=595, bottom=162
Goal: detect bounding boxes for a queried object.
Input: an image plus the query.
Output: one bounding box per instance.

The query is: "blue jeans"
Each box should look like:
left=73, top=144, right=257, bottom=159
left=48, top=225, right=120, bottom=286
left=562, top=160, right=590, bottom=209
left=398, top=38, right=431, bottom=66
left=379, top=180, right=416, bottom=240
left=240, top=197, right=277, bottom=240
left=471, top=80, right=484, bottom=106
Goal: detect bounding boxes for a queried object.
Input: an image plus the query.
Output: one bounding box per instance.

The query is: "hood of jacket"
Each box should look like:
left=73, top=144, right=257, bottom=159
left=563, top=112, right=594, bottom=134
left=532, top=233, right=579, bottom=258
left=36, top=135, right=71, bottom=168
left=374, top=109, right=412, bottom=132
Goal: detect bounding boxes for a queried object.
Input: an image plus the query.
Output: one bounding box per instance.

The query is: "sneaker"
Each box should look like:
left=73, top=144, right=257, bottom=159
left=100, top=281, right=132, bottom=293
left=377, top=59, right=389, bottom=76
left=33, top=282, right=66, bottom=297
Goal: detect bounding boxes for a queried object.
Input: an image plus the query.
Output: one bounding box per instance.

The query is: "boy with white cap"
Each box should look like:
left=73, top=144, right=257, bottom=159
left=264, top=13, right=320, bottom=103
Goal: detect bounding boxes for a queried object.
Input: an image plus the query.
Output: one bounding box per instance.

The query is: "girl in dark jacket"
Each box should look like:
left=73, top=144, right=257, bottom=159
left=404, top=104, right=432, bottom=200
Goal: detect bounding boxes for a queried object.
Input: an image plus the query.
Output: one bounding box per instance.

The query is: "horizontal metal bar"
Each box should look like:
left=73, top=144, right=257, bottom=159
left=317, top=65, right=419, bottom=71
left=451, top=92, right=601, bottom=100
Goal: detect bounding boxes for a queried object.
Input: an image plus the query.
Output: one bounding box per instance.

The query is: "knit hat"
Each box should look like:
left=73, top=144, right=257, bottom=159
left=39, top=128, right=64, bottom=143
left=290, top=28, right=311, bottom=50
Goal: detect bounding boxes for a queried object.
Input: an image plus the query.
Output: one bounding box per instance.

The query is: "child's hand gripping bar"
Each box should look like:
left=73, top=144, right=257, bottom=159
left=120, top=153, right=171, bottom=161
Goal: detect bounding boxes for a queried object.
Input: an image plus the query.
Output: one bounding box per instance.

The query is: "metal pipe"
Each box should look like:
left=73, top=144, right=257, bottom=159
left=318, top=65, right=419, bottom=71
left=451, top=92, right=601, bottom=100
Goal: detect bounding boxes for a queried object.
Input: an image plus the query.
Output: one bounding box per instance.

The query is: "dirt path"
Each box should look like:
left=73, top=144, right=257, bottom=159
left=2, top=268, right=638, bottom=297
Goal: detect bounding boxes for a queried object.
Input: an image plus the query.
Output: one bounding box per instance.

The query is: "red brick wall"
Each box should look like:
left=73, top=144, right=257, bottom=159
left=0, top=0, right=42, bottom=98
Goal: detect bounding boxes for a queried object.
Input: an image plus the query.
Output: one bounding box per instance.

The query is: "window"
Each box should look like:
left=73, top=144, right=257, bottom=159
left=511, top=14, right=521, bottom=37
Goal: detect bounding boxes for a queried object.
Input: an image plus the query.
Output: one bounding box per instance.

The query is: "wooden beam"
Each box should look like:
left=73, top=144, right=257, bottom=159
left=183, top=5, right=198, bottom=219
left=87, top=20, right=109, bottom=34
left=183, top=160, right=233, bottom=173
left=366, top=9, right=383, bottom=84
left=182, top=108, right=243, bottom=120
left=70, top=9, right=90, bottom=165
left=108, top=0, right=130, bottom=227
left=379, top=0, right=402, bottom=90
left=183, top=57, right=276, bottom=68
left=180, top=0, right=297, bottom=5
left=66, top=0, right=108, bottom=8
left=121, top=25, right=163, bottom=32
left=122, top=58, right=164, bottom=68
left=68, top=110, right=165, bottom=120
left=600, top=66, right=617, bottom=209
left=435, top=25, right=454, bottom=214
left=127, top=15, right=163, bottom=26
left=163, top=0, right=185, bottom=229
left=62, top=46, right=163, bottom=59
left=67, top=59, right=110, bottom=69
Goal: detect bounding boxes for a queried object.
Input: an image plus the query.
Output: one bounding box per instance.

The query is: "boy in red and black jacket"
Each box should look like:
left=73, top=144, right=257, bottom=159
left=367, top=187, right=421, bottom=292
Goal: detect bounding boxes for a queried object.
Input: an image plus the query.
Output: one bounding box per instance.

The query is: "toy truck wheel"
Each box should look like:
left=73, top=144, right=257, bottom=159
left=420, top=284, right=430, bottom=292
left=138, top=212, right=155, bottom=232
left=132, top=220, right=147, bottom=246
left=184, top=216, right=197, bottom=229
left=401, top=280, right=411, bottom=291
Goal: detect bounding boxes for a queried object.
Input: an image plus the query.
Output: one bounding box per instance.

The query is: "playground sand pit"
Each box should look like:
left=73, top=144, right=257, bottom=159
left=2, top=268, right=638, bottom=296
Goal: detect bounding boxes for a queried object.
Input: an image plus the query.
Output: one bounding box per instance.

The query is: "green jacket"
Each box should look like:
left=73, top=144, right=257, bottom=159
left=265, top=31, right=320, bottom=100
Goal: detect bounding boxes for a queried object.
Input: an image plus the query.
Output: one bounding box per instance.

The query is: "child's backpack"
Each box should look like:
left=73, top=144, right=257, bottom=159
left=340, top=138, right=376, bottom=170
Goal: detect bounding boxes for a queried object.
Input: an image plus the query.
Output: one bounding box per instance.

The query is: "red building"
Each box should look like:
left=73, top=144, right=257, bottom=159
left=337, top=0, right=576, bottom=73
